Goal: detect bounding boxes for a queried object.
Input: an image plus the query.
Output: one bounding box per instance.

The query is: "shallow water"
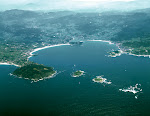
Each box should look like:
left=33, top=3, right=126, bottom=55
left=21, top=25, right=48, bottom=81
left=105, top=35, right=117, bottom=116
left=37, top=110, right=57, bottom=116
left=1, top=41, right=150, bottom=116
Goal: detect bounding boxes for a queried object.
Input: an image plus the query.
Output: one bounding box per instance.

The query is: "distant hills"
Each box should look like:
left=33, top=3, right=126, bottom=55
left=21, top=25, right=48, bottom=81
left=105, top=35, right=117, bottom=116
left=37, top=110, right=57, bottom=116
left=1, top=9, right=150, bottom=65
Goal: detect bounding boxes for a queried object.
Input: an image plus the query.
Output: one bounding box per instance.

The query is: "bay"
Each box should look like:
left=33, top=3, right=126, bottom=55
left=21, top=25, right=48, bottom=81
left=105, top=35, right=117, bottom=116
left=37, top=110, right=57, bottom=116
left=1, top=41, right=150, bottom=116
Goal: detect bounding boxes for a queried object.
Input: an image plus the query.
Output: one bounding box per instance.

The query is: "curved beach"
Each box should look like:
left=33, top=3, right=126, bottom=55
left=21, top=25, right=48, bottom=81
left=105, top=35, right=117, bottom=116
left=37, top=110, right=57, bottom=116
left=0, top=43, right=70, bottom=67
left=0, top=62, right=20, bottom=67
left=28, top=43, right=70, bottom=59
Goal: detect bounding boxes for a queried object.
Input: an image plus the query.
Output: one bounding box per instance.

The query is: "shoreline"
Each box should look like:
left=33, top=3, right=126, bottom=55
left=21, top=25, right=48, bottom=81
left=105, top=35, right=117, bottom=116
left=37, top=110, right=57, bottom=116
left=0, top=43, right=70, bottom=67
left=127, top=52, right=150, bottom=58
left=88, top=39, right=124, bottom=57
left=28, top=43, right=70, bottom=59
left=92, top=76, right=112, bottom=84
left=87, top=39, right=114, bottom=45
left=88, top=39, right=150, bottom=58
left=1, top=40, right=150, bottom=67
left=117, top=46, right=150, bottom=58
left=119, top=84, right=142, bottom=95
left=0, top=62, right=20, bottom=67
left=112, top=41, right=150, bottom=58
left=31, top=71, right=57, bottom=83
left=72, top=70, right=85, bottom=77
left=11, top=70, right=57, bottom=83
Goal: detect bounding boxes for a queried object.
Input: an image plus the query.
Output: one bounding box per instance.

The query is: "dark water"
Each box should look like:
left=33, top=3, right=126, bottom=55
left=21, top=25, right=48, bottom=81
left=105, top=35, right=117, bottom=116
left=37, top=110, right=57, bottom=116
left=1, top=41, right=150, bottom=116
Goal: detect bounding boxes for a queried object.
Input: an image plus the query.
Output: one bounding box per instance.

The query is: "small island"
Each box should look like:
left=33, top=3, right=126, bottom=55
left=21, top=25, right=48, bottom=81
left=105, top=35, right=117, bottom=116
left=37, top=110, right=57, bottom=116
left=92, top=75, right=112, bottom=84
left=108, top=50, right=122, bottom=57
left=72, top=70, right=85, bottom=77
left=119, top=84, right=142, bottom=99
left=13, top=63, right=56, bottom=82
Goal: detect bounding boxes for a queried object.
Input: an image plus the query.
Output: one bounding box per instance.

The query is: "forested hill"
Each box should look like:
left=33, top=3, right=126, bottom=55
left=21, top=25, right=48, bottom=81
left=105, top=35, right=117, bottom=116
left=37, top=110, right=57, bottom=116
left=1, top=9, right=150, bottom=65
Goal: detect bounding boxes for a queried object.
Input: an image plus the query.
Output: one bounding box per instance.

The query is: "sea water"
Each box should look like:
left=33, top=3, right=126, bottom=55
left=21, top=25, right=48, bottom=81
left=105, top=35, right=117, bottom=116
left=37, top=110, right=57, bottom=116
left=1, top=41, right=150, bottom=116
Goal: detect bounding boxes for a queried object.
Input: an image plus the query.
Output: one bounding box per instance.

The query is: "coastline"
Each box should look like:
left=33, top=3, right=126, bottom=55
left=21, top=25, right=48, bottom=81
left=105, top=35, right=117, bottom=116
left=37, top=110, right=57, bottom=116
left=117, top=46, right=150, bottom=58
left=113, top=41, right=150, bottom=58
left=127, top=52, right=150, bottom=58
left=1, top=40, right=150, bottom=67
left=87, top=39, right=124, bottom=57
left=0, top=43, right=70, bottom=67
left=31, top=71, right=57, bottom=83
left=0, top=62, right=20, bottom=67
left=23, top=41, right=150, bottom=65
left=11, top=70, right=57, bottom=83
left=87, top=40, right=114, bottom=45
left=88, top=39, right=150, bottom=58
left=28, top=43, right=70, bottom=59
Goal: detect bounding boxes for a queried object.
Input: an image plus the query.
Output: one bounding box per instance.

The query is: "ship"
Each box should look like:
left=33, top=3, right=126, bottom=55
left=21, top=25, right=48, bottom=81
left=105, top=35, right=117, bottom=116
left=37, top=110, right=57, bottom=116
left=69, top=41, right=83, bottom=45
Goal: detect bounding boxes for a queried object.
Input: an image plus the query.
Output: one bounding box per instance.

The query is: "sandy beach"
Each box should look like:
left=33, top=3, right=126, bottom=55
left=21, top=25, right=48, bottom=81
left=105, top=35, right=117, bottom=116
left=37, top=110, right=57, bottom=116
left=28, top=43, right=70, bottom=59
left=87, top=40, right=114, bottom=45
left=0, top=43, right=70, bottom=67
left=0, top=62, right=20, bottom=67
left=1, top=40, right=150, bottom=67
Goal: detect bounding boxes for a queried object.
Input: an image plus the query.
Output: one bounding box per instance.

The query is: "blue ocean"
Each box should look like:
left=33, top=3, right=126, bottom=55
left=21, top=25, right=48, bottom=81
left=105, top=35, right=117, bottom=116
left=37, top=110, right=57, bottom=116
left=1, top=41, right=150, bottom=116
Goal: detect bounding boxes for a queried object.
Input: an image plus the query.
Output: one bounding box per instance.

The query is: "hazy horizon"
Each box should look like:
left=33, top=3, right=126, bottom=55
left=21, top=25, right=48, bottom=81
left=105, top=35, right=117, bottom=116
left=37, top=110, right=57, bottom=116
left=0, top=0, right=150, bottom=12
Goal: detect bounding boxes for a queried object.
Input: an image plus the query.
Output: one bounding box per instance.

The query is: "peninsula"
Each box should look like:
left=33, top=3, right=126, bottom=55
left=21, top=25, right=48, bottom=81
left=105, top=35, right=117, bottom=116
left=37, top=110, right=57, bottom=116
left=108, top=37, right=150, bottom=58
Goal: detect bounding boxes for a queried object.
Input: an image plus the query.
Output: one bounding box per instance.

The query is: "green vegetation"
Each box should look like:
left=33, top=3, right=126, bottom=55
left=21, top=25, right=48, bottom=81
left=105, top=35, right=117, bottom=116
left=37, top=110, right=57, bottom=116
left=109, top=50, right=122, bottom=57
left=1, top=9, right=150, bottom=83
left=13, top=63, right=56, bottom=81
left=0, top=43, right=31, bottom=66
left=92, top=76, right=105, bottom=83
left=94, top=78, right=103, bottom=82
left=93, top=76, right=111, bottom=84
left=122, top=37, right=150, bottom=55
left=1, top=10, right=150, bottom=66
left=1, top=9, right=150, bottom=79
left=113, top=51, right=120, bottom=54
left=73, top=70, right=84, bottom=77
